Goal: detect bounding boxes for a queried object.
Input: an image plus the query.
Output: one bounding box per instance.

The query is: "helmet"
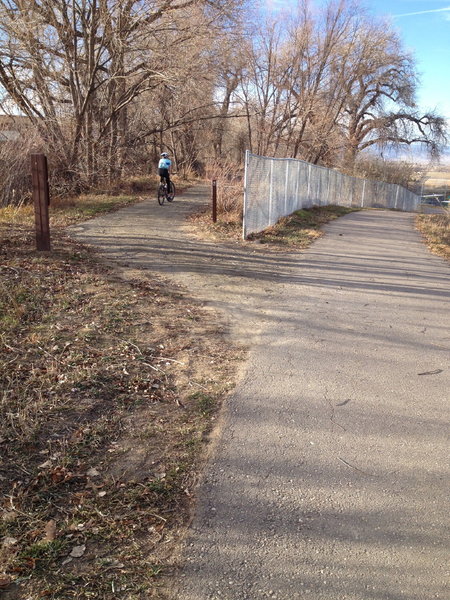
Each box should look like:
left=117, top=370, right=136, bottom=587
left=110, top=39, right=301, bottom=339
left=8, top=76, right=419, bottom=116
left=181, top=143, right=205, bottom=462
left=160, top=152, right=168, bottom=157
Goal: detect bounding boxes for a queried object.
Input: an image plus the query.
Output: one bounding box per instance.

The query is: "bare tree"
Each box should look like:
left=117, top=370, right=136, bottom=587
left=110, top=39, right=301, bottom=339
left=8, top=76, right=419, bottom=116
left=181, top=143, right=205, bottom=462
left=1, top=0, right=445, bottom=188
left=211, top=40, right=247, bottom=159
left=123, top=2, right=248, bottom=174
left=233, top=0, right=447, bottom=168
left=0, top=0, right=245, bottom=186
left=236, top=1, right=360, bottom=163
left=336, top=13, right=447, bottom=169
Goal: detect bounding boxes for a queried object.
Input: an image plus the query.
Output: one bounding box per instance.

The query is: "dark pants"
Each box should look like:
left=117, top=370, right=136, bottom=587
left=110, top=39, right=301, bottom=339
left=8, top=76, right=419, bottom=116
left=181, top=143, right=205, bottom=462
left=158, top=168, right=171, bottom=192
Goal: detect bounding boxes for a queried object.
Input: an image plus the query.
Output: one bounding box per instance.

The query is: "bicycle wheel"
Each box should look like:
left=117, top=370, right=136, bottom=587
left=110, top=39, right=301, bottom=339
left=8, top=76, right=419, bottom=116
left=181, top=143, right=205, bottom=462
left=157, top=184, right=165, bottom=205
left=167, top=182, right=175, bottom=202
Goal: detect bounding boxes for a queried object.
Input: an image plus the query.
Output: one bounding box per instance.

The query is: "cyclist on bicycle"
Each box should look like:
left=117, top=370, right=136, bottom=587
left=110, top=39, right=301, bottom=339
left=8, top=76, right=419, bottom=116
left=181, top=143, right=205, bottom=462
left=158, top=152, right=172, bottom=194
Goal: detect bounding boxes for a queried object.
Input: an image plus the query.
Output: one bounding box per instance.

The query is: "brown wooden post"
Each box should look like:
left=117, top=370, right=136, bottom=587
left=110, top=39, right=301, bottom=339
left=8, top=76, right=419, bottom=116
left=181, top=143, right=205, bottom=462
left=31, top=154, right=51, bottom=251
left=212, top=178, right=217, bottom=223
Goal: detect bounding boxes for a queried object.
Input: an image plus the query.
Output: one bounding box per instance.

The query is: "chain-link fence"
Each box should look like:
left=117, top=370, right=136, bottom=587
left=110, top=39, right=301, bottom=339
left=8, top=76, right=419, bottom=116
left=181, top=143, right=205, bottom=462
left=243, top=151, right=420, bottom=238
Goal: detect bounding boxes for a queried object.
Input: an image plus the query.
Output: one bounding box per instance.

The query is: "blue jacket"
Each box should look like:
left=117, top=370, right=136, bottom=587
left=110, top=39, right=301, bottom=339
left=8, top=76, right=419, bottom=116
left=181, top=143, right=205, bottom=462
left=158, top=158, right=171, bottom=170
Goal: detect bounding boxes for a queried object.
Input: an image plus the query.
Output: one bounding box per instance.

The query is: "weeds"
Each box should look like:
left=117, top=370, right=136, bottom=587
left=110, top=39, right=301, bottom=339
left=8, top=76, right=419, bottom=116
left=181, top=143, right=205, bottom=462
left=248, top=205, right=358, bottom=249
left=0, top=221, right=242, bottom=598
left=204, top=160, right=243, bottom=220
left=189, top=391, right=217, bottom=416
left=191, top=203, right=358, bottom=248
left=415, top=213, right=450, bottom=261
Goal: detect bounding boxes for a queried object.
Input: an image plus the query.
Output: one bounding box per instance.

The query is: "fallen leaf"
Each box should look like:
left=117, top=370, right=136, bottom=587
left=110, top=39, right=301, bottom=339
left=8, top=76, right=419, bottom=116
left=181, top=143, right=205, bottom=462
left=51, top=466, right=71, bottom=484
left=104, top=558, right=125, bottom=569
left=70, top=545, right=86, bottom=558
left=38, top=460, right=52, bottom=469
left=0, top=576, right=12, bottom=588
left=87, top=467, right=100, bottom=477
left=70, top=429, right=84, bottom=443
left=44, top=520, right=56, bottom=542
left=2, top=511, right=17, bottom=522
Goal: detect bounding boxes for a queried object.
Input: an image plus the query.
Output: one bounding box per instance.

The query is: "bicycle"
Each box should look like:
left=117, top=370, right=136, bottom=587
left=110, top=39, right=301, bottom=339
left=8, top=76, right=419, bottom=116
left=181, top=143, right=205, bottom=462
left=157, top=181, right=175, bottom=205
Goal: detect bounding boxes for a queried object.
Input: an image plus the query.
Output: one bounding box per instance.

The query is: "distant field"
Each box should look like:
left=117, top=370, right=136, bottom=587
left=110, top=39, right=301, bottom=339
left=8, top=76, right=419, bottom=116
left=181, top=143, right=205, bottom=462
left=423, top=169, right=450, bottom=191
left=426, top=171, right=450, bottom=179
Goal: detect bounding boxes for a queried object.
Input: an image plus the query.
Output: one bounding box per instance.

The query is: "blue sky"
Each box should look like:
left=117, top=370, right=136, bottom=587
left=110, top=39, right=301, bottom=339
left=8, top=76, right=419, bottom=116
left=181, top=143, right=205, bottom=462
left=374, top=0, right=450, bottom=122
left=264, top=1, right=450, bottom=122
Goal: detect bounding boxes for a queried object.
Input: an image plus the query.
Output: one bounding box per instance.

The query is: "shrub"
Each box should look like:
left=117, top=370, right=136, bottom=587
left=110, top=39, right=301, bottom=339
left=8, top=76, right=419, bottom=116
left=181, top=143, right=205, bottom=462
left=353, top=157, right=425, bottom=192
left=0, top=134, right=37, bottom=207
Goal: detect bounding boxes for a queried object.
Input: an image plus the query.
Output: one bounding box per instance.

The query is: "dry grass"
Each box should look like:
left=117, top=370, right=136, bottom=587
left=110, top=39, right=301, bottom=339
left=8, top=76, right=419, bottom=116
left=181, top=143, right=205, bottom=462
left=0, top=209, right=243, bottom=598
left=190, top=204, right=359, bottom=250
left=425, top=170, right=450, bottom=180
left=0, top=174, right=195, bottom=229
left=247, top=206, right=358, bottom=249
left=415, top=213, right=450, bottom=261
left=189, top=208, right=242, bottom=243
left=422, top=169, right=450, bottom=192
left=203, top=161, right=243, bottom=217
left=0, top=192, right=143, bottom=230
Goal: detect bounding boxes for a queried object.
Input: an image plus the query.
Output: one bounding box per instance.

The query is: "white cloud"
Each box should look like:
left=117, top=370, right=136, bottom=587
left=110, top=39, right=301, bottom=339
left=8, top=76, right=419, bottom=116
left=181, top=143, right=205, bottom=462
left=394, top=6, right=450, bottom=18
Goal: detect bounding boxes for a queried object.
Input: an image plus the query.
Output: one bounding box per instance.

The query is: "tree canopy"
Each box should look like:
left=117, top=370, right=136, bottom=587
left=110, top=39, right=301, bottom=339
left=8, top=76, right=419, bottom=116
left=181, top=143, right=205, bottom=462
left=0, top=0, right=447, bottom=192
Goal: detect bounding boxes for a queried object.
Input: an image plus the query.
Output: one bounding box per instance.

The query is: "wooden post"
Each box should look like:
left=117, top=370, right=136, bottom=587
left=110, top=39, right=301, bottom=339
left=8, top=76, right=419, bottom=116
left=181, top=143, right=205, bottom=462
left=31, top=154, right=51, bottom=251
left=212, top=179, right=217, bottom=223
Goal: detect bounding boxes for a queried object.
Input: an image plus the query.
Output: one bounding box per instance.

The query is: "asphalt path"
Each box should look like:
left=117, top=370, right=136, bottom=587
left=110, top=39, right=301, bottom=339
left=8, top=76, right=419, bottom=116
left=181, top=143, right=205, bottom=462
left=68, top=186, right=449, bottom=600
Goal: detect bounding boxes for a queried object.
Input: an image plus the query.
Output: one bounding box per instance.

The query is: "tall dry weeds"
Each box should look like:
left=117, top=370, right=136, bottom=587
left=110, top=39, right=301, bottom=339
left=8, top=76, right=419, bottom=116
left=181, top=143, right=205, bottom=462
left=204, top=160, right=243, bottom=223
left=416, top=213, right=450, bottom=260
left=0, top=127, right=43, bottom=207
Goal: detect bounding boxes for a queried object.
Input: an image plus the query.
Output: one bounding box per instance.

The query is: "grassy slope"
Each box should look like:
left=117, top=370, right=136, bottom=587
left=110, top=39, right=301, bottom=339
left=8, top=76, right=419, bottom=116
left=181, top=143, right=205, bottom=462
left=415, top=213, right=450, bottom=261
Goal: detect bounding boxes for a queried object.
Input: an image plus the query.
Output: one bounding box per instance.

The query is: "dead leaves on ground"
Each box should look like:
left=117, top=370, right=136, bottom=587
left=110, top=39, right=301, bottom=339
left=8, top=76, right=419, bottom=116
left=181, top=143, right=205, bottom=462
left=1, top=226, right=241, bottom=598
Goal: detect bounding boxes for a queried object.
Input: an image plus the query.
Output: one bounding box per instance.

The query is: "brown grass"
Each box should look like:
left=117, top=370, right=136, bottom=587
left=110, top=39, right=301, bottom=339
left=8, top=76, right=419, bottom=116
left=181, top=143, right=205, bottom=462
left=425, top=170, right=450, bottom=180
left=190, top=204, right=359, bottom=250
left=0, top=214, right=243, bottom=598
left=189, top=208, right=242, bottom=243
left=422, top=169, right=450, bottom=192
left=247, top=205, right=358, bottom=249
left=415, top=213, right=450, bottom=261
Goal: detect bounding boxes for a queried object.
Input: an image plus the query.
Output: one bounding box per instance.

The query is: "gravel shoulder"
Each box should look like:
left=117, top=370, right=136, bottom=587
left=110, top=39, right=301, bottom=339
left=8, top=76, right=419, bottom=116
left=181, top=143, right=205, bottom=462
left=69, top=186, right=450, bottom=600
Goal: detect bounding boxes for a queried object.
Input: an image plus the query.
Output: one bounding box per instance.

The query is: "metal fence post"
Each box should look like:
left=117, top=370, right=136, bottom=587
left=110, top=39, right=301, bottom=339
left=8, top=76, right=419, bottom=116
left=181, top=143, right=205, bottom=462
left=269, top=159, right=274, bottom=225
left=284, top=161, right=289, bottom=214
left=326, top=171, right=331, bottom=206
left=307, top=164, right=312, bottom=205
left=242, top=150, right=250, bottom=239
left=31, top=153, right=51, bottom=251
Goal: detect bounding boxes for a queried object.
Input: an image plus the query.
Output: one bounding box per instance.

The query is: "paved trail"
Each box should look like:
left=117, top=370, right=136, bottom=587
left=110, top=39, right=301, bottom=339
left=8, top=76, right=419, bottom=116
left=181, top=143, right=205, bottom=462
left=69, top=187, right=449, bottom=600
